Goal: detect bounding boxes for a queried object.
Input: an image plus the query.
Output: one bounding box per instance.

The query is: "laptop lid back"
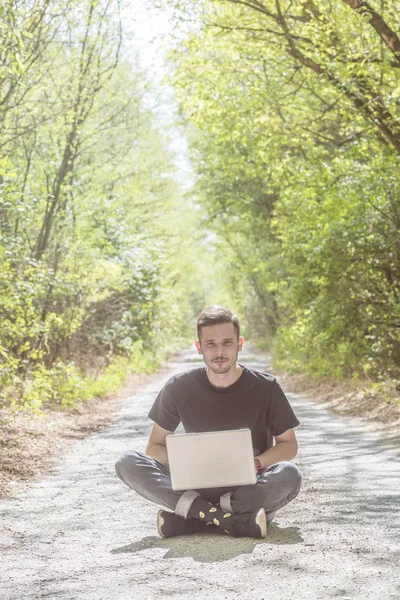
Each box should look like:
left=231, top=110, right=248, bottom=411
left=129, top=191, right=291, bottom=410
left=166, top=429, right=256, bottom=491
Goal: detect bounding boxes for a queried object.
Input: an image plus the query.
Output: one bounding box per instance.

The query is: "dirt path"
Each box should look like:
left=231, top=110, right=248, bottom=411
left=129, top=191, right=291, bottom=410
left=1, top=347, right=399, bottom=600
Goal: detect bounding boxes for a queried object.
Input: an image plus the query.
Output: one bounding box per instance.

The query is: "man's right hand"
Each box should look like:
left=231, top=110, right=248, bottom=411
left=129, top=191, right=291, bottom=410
left=254, top=457, right=262, bottom=474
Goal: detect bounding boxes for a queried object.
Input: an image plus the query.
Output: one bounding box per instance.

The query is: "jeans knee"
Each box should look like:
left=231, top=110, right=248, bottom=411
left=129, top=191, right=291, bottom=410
left=280, top=461, right=302, bottom=496
left=115, top=450, right=143, bottom=481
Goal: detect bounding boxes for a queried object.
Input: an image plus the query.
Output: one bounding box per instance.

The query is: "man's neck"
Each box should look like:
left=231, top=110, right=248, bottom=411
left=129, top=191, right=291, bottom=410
left=206, top=364, right=243, bottom=389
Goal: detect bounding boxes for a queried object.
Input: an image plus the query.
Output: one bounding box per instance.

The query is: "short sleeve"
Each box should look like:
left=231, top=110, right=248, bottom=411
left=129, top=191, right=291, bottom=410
left=148, top=380, right=181, bottom=431
left=266, top=379, right=299, bottom=437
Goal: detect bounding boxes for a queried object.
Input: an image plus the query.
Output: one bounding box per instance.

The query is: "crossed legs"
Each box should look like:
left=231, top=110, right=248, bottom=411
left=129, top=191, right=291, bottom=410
left=115, top=450, right=302, bottom=522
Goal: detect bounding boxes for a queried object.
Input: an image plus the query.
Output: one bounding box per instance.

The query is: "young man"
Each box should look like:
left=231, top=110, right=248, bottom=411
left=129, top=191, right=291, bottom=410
left=115, top=306, right=302, bottom=539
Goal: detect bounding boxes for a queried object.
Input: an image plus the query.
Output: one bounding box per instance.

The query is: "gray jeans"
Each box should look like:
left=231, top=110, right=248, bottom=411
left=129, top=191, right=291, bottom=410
left=115, top=450, right=302, bottom=521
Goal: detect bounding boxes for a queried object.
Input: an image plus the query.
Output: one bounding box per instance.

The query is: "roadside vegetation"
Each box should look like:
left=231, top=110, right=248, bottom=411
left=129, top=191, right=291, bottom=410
left=0, top=0, right=214, bottom=413
left=160, top=0, right=400, bottom=401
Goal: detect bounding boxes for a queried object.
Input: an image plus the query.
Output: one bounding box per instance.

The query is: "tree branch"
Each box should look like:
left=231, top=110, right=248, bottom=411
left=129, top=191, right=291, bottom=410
left=343, top=0, right=400, bottom=67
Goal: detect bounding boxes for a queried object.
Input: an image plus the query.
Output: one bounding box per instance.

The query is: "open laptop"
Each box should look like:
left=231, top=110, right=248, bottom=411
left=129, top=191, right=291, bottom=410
left=166, top=429, right=257, bottom=491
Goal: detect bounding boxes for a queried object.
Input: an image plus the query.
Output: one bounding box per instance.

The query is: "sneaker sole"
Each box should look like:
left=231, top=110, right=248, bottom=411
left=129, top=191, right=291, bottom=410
left=157, top=510, right=167, bottom=538
left=255, top=508, right=267, bottom=538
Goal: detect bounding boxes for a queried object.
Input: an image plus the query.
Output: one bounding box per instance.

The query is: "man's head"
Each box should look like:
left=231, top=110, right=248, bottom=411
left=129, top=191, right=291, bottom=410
left=195, top=306, right=244, bottom=376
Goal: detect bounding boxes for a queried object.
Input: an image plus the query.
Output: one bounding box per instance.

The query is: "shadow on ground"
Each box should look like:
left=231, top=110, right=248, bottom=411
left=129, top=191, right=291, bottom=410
left=111, top=522, right=303, bottom=562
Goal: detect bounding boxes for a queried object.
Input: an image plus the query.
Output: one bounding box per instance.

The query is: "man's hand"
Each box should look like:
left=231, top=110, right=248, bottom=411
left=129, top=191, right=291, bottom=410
left=254, top=457, right=262, bottom=474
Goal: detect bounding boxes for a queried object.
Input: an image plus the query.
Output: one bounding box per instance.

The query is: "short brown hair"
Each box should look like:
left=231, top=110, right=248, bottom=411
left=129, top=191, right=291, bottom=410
left=197, top=306, right=240, bottom=339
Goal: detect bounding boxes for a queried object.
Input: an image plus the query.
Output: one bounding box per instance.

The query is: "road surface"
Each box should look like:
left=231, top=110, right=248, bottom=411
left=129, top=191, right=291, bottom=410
left=1, top=347, right=399, bottom=599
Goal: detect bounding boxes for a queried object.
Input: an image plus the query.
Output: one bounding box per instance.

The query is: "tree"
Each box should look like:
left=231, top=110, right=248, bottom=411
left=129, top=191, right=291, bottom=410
left=0, top=0, right=209, bottom=408
left=163, top=0, right=400, bottom=375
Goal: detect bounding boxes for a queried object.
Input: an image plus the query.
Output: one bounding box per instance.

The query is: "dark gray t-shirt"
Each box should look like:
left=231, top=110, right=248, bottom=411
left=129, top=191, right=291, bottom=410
left=148, top=365, right=299, bottom=455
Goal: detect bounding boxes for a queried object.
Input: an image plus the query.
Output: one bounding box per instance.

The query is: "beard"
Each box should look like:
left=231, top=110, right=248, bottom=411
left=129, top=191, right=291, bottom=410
left=209, top=362, right=231, bottom=374
left=208, top=353, right=238, bottom=374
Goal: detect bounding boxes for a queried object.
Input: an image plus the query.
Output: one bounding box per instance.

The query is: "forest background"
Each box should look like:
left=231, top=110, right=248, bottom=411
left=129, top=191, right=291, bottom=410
left=1, top=0, right=400, bottom=416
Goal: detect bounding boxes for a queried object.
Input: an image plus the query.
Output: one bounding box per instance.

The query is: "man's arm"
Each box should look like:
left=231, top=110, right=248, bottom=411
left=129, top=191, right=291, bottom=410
left=146, top=423, right=174, bottom=466
left=255, top=428, right=298, bottom=470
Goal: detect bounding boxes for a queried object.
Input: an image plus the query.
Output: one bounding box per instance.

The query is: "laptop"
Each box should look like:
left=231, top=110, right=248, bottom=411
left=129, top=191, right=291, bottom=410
left=166, top=429, right=257, bottom=491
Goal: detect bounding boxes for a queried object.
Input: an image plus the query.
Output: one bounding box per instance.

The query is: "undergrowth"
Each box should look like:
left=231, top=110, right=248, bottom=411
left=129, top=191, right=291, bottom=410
left=1, top=340, right=164, bottom=413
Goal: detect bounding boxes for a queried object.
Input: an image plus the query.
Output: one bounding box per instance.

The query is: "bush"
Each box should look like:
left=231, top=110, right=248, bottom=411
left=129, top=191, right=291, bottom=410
left=1, top=341, right=163, bottom=412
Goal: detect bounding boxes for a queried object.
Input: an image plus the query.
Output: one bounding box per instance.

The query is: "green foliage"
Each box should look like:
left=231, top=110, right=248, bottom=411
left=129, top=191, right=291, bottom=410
left=164, top=0, right=400, bottom=376
left=1, top=340, right=161, bottom=412
left=0, top=0, right=210, bottom=411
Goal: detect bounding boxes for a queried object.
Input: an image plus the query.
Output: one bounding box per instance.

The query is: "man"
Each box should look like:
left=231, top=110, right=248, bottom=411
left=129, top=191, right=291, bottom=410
left=115, top=306, right=302, bottom=539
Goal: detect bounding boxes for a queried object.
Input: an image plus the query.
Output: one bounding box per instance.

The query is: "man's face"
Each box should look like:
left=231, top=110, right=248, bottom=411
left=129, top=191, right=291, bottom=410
left=195, top=322, right=244, bottom=375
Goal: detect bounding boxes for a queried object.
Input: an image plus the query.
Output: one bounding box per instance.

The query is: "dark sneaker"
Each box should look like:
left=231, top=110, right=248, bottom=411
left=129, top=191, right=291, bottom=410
left=157, top=510, right=217, bottom=538
left=229, top=508, right=267, bottom=538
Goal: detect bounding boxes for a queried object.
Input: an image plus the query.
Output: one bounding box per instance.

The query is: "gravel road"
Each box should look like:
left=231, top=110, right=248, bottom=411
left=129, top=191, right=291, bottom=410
left=1, top=347, right=399, bottom=600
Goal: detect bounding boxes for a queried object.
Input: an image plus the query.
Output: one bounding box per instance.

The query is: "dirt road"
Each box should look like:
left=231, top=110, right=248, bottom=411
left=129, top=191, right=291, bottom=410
left=1, top=347, right=399, bottom=599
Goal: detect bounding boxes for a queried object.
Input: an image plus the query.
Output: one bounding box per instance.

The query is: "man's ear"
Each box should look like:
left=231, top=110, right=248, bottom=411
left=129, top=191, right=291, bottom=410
left=238, top=336, right=244, bottom=351
left=194, top=340, right=202, bottom=355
